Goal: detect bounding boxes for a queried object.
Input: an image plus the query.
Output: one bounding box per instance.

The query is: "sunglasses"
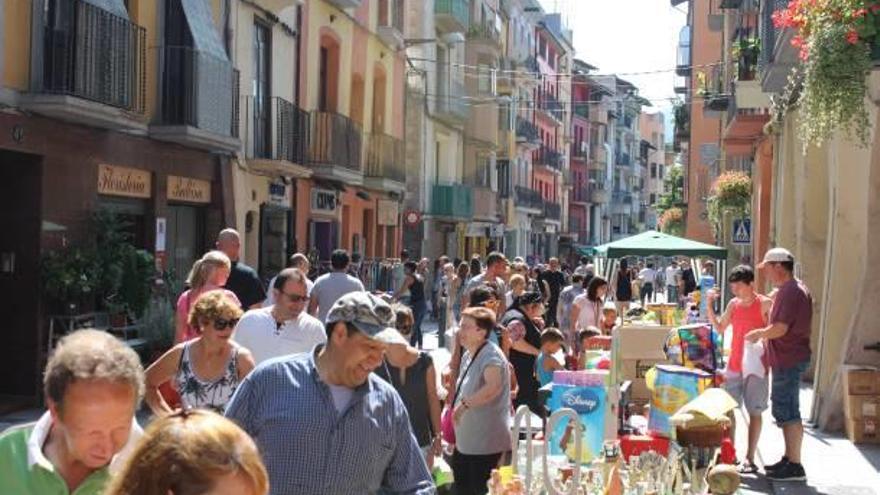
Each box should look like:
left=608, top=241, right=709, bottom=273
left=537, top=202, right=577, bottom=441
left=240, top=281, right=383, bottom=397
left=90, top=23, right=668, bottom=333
left=280, top=291, right=310, bottom=303
left=213, top=318, right=239, bottom=330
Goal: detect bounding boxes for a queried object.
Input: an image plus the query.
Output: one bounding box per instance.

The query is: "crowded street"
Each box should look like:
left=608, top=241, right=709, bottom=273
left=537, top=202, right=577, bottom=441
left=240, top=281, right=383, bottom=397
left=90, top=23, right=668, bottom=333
left=3, top=0, right=880, bottom=494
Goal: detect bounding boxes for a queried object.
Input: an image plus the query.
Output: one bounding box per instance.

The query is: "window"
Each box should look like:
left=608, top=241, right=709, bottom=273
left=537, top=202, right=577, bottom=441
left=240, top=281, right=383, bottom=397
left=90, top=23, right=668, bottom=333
left=650, top=193, right=656, bottom=204
left=650, top=163, right=657, bottom=179
left=659, top=164, right=665, bottom=179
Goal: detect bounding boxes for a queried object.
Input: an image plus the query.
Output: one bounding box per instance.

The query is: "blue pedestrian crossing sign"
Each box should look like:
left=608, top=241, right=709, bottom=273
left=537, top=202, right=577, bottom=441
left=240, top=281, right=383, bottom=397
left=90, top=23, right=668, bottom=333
left=732, top=218, right=752, bottom=245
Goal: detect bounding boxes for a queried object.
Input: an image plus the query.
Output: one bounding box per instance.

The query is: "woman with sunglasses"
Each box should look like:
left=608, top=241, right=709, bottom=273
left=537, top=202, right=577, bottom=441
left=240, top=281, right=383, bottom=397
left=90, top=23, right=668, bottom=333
left=145, top=291, right=255, bottom=415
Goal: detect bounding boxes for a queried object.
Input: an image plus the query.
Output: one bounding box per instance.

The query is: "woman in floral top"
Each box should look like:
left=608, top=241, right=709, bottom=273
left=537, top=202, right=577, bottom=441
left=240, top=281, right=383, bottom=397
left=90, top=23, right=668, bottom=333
left=146, top=291, right=255, bottom=414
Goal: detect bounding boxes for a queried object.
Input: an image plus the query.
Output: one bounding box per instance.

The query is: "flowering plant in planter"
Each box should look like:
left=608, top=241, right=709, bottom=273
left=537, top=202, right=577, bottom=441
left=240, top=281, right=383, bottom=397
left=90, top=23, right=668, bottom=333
left=707, top=171, right=752, bottom=237
left=659, top=207, right=686, bottom=237
left=773, top=0, right=880, bottom=148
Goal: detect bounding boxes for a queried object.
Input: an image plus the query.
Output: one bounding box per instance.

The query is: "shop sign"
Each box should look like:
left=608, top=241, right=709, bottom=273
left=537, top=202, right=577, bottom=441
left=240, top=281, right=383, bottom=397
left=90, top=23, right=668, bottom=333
left=269, top=182, right=289, bottom=206
left=311, top=188, right=337, bottom=213
left=167, top=175, right=211, bottom=204
left=97, top=164, right=151, bottom=199
left=378, top=200, right=399, bottom=226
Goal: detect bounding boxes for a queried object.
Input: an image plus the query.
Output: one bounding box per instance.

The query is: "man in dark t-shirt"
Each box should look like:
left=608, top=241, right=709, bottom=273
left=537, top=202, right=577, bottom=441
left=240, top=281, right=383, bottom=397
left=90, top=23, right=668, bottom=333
left=216, top=228, right=266, bottom=309
left=539, top=257, right=567, bottom=327
left=747, top=247, right=812, bottom=482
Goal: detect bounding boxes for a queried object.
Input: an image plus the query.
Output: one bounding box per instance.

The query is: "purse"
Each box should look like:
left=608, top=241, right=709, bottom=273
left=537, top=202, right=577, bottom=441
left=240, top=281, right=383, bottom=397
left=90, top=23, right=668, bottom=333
left=440, top=342, right=487, bottom=444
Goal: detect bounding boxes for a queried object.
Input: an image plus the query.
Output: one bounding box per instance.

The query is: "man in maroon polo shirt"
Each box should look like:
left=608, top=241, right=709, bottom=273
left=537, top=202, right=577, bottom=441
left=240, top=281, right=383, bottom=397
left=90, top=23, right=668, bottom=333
left=746, top=247, right=812, bottom=482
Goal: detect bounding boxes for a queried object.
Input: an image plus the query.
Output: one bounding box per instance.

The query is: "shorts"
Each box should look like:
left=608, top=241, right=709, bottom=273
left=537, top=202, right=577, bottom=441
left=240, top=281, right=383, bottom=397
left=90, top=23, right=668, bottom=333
left=723, top=372, right=768, bottom=415
left=771, top=360, right=809, bottom=426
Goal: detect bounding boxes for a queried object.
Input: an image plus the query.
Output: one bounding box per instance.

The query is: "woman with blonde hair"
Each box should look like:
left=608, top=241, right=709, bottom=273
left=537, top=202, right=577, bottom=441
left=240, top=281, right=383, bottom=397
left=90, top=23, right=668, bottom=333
left=176, top=251, right=241, bottom=343
left=505, top=274, right=527, bottom=309
left=146, top=291, right=255, bottom=415
left=104, top=409, right=269, bottom=495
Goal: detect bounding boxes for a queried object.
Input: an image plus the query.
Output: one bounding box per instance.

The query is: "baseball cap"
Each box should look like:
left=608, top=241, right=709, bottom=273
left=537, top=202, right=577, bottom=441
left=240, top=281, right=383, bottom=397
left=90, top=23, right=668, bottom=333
left=758, top=247, right=794, bottom=268
left=325, top=292, right=408, bottom=346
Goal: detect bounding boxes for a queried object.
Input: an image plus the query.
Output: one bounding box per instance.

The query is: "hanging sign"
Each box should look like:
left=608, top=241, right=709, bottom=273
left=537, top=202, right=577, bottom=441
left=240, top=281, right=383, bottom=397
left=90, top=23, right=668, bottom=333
left=97, top=164, right=151, bottom=198
left=167, top=175, right=211, bottom=203
left=311, top=188, right=338, bottom=213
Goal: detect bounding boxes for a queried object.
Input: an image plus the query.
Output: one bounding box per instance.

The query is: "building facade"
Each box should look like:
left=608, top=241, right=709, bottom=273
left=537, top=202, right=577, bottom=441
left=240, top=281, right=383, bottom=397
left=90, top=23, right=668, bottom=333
left=640, top=112, right=666, bottom=230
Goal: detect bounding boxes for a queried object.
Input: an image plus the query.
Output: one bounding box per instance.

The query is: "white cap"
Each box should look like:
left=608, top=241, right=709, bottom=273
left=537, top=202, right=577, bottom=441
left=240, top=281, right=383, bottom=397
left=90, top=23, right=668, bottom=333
left=758, top=247, right=794, bottom=268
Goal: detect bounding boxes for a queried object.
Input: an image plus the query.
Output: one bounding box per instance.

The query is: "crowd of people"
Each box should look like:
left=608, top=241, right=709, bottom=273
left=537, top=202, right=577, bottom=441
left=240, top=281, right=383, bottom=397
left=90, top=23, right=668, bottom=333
left=0, top=226, right=815, bottom=493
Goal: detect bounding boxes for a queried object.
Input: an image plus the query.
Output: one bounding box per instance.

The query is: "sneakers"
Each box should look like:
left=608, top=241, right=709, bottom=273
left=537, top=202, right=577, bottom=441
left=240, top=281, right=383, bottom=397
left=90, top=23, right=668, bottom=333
left=764, top=456, right=789, bottom=473
left=766, top=462, right=806, bottom=482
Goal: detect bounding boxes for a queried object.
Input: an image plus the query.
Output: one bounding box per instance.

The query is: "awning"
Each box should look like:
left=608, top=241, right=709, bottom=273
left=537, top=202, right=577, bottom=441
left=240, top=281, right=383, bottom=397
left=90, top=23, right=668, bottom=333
left=593, top=230, right=728, bottom=260
left=576, top=246, right=595, bottom=257
left=181, top=0, right=229, bottom=60
left=83, top=0, right=129, bottom=19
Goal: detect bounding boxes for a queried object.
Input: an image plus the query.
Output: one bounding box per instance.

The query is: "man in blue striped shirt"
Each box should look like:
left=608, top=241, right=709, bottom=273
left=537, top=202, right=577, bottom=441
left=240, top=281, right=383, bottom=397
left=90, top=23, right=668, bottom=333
left=226, top=292, right=435, bottom=494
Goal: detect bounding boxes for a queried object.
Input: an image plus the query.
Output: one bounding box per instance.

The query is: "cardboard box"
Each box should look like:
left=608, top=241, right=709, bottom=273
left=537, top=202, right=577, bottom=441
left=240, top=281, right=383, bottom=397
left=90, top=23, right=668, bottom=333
left=616, top=325, right=672, bottom=360
left=843, top=367, right=880, bottom=396
left=845, top=394, right=880, bottom=420
left=620, top=358, right=666, bottom=402
left=846, top=417, right=880, bottom=444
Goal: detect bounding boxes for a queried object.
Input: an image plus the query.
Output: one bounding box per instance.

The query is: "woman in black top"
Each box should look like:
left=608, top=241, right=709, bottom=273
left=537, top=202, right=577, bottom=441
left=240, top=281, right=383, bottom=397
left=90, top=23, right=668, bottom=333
left=395, top=261, right=428, bottom=348
left=615, top=259, right=632, bottom=315
left=376, top=305, right=442, bottom=469
left=502, top=291, right=545, bottom=416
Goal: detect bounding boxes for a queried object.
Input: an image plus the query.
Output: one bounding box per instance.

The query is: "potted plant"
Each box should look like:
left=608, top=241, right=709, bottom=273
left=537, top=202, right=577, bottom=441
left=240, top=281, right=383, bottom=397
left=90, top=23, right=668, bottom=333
left=732, top=37, right=760, bottom=80
left=773, top=0, right=880, bottom=148
left=659, top=207, right=686, bottom=237
left=41, top=246, right=99, bottom=315
left=707, top=171, right=752, bottom=238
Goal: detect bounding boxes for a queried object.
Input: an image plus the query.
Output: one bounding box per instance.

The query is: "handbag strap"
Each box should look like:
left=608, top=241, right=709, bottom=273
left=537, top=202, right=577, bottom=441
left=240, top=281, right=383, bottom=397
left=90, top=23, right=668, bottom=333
left=451, top=342, right=487, bottom=407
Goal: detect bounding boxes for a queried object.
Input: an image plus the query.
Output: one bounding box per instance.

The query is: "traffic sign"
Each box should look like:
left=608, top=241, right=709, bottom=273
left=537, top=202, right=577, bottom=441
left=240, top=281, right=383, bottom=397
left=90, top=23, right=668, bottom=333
left=732, top=218, right=751, bottom=245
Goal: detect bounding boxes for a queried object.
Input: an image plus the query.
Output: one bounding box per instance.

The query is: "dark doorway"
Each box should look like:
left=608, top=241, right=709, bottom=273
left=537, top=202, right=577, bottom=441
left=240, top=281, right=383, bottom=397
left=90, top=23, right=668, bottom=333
left=166, top=205, right=206, bottom=287
left=0, top=150, right=43, bottom=402
left=259, top=204, right=292, bottom=281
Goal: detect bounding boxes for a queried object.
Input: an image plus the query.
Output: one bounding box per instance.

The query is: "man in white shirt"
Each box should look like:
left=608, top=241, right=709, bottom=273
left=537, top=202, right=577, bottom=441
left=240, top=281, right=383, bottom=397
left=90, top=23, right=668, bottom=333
left=264, top=253, right=313, bottom=307
left=235, top=268, right=326, bottom=365
left=462, top=251, right=510, bottom=312
left=309, top=249, right=366, bottom=322
left=638, top=263, right=657, bottom=306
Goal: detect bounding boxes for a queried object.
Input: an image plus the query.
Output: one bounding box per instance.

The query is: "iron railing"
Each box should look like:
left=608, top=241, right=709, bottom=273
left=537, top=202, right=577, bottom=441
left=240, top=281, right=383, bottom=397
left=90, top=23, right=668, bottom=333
left=41, top=0, right=146, bottom=112
left=467, top=20, right=502, bottom=46
left=516, top=117, right=539, bottom=142
left=536, top=145, right=564, bottom=170
left=544, top=201, right=562, bottom=220
left=514, top=185, right=544, bottom=210
left=538, top=90, right=564, bottom=121
left=588, top=169, right=607, bottom=190
left=308, top=111, right=363, bottom=171
left=435, top=79, right=468, bottom=121
left=243, top=96, right=308, bottom=163
left=759, top=0, right=788, bottom=73
left=435, top=0, right=469, bottom=31
left=159, top=46, right=240, bottom=137
left=365, top=133, right=406, bottom=183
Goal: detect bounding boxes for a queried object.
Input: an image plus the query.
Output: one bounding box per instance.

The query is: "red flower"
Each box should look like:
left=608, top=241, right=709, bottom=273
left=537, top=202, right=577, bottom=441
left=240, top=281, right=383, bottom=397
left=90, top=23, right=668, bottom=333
left=853, top=8, right=869, bottom=18
left=846, top=29, right=860, bottom=45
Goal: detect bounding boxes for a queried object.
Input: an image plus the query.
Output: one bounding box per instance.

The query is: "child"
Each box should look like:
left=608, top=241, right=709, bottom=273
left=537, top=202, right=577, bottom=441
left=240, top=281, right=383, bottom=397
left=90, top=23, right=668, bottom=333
left=576, top=327, right=602, bottom=370
left=600, top=302, right=619, bottom=335
left=536, top=328, right=566, bottom=387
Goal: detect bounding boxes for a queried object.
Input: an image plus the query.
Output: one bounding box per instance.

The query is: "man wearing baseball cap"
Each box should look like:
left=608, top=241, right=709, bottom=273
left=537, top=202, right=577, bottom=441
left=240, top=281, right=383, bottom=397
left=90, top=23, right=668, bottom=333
left=746, top=247, right=813, bottom=481
left=225, top=292, right=434, bottom=494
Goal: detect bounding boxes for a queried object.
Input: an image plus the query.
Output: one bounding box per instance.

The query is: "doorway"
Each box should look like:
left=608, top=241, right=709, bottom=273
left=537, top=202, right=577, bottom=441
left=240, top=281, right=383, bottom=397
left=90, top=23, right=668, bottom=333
left=259, top=204, right=292, bottom=281
left=310, top=220, right=338, bottom=262
left=0, top=150, right=43, bottom=402
left=166, top=205, right=206, bottom=287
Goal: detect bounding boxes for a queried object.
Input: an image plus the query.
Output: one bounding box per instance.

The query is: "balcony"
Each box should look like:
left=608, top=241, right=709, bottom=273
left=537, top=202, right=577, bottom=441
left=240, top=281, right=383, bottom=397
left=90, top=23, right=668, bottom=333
left=723, top=81, right=771, bottom=153
left=307, top=111, right=363, bottom=184
left=759, top=0, right=798, bottom=93
left=23, top=1, right=146, bottom=131
left=590, top=143, right=608, bottom=165
left=365, top=133, right=406, bottom=190
left=514, top=186, right=544, bottom=212
left=151, top=47, right=240, bottom=152
left=377, top=0, right=404, bottom=49
left=544, top=201, right=562, bottom=221
left=573, top=102, right=589, bottom=121
left=467, top=21, right=502, bottom=51
left=571, top=140, right=589, bottom=160
left=327, top=0, right=362, bottom=9
left=612, top=191, right=633, bottom=203
left=537, top=91, right=564, bottom=123
left=243, top=97, right=309, bottom=171
left=589, top=170, right=609, bottom=204
left=516, top=117, right=541, bottom=148
left=535, top=146, right=564, bottom=171
left=473, top=186, right=499, bottom=219
left=615, top=153, right=632, bottom=167
left=676, top=26, right=691, bottom=76
left=434, top=80, right=469, bottom=126
left=435, top=0, right=469, bottom=34
left=430, top=183, right=474, bottom=220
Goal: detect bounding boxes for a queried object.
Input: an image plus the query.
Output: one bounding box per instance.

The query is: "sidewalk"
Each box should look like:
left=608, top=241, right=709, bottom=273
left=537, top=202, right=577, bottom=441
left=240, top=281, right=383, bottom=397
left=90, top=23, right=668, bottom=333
left=747, top=385, right=880, bottom=495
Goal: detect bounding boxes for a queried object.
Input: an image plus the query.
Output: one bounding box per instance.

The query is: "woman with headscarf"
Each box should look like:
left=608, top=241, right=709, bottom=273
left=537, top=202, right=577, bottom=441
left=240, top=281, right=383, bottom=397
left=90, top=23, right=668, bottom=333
left=502, top=291, right=546, bottom=416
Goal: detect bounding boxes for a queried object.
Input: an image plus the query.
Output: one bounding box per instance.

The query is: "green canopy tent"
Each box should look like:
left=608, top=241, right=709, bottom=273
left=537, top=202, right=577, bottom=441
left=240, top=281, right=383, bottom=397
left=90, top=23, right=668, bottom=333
left=593, top=230, right=729, bottom=305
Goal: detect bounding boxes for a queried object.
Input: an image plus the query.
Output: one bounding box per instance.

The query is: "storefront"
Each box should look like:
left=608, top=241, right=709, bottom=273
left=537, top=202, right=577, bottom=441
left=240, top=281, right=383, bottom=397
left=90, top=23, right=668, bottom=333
left=308, top=185, right=341, bottom=261
left=0, top=112, right=232, bottom=401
